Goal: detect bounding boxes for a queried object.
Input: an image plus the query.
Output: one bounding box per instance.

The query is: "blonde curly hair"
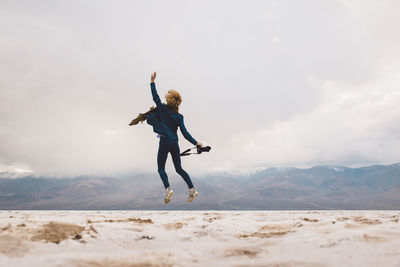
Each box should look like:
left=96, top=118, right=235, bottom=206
left=165, top=89, right=182, bottom=113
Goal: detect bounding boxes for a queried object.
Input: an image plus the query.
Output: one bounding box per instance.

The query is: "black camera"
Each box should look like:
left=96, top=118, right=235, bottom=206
left=197, top=145, right=211, bottom=154
left=180, top=145, right=212, bottom=156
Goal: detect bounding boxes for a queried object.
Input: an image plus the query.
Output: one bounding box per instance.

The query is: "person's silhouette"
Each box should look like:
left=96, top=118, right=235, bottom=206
left=149, top=72, right=201, bottom=204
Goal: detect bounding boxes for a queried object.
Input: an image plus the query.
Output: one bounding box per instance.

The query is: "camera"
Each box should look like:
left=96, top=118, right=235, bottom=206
left=197, top=145, right=211, bottom=154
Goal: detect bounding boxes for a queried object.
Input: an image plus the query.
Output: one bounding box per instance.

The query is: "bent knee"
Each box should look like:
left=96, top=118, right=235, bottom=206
left=175, top=167, right=186, bottom=174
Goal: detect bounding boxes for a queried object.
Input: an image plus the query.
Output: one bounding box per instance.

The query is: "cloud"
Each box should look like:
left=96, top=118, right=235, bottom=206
left=0, top=0, right=399, bottom=176
left=103, top=130, right=119, bottom=136
left=271, top=36, right=281, bottom=44
left=226, top=59, right=400, bottom=169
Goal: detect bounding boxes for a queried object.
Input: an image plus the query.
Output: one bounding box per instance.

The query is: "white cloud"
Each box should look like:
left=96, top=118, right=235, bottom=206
left=0, top=162, right=33, bottom=178
left=226, top=59, right=400, bottom=168
left=0, top=0, right=400, bottom=176
left=271, top=36, right=281, bottom=44
left=103, top=130, right=119, bottom=136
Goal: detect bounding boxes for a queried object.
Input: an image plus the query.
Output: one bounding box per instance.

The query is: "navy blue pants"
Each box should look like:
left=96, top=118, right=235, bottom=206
left=157, top=137, right=194, bottom=189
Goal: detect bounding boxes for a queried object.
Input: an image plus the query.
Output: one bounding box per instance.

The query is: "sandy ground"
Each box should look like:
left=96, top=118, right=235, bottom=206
left=0, top=210, right=399, bottom=267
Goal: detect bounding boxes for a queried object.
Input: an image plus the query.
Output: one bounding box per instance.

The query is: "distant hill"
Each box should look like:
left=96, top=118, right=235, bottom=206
left=1, top=164, right=400, bottom=210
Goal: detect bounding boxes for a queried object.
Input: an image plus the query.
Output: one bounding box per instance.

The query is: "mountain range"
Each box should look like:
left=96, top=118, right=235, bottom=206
left=1, top=164, right=399, bottom=210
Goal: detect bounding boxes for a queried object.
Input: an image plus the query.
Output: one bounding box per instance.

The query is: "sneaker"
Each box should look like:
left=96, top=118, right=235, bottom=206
left=164, top=187, right=174, bottom=204
left=187, top=187, right=199, bottom=203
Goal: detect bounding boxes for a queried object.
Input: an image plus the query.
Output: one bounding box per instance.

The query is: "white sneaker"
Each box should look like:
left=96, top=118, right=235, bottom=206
left=164, top=187, right=174, bottom=204
left=187, top=187, right=199, bottom=203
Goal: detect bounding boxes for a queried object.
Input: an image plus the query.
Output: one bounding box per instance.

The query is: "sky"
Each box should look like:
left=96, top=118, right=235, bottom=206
left=0, top=0, right=399, bottom=176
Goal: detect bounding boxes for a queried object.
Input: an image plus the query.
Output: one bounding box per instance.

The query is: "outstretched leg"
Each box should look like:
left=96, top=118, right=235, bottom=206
left=170, top=143, right=194, bottom=189
left=157, top=140, right=170, bottom=189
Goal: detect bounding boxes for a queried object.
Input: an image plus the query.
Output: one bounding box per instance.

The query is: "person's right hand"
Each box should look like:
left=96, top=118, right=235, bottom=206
left=151, top=72, right=157, bottom=83
left=197, top=142, right=203, bottom=147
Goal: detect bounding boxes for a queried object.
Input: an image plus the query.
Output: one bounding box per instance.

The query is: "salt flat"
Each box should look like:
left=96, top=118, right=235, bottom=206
left=0, top=210, right=399, bottom=267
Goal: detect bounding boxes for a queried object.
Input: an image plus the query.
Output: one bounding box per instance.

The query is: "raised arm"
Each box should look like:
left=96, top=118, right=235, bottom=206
left=150, top=72, right=162, bottom=108
left=179, top=115, right=198, bottom=146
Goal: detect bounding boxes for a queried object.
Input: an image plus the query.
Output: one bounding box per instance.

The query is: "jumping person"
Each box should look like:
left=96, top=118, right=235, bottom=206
left=149, top=72, right=201, bottom=204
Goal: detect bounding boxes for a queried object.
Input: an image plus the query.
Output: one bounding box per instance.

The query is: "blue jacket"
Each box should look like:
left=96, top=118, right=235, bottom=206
left=147, top=82, right=198, bottom=146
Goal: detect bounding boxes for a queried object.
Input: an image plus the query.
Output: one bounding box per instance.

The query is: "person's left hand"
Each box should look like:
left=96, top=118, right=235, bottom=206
left=151, top=72, right=157, bottom=83
left=197, top=142, right=203, bottom=147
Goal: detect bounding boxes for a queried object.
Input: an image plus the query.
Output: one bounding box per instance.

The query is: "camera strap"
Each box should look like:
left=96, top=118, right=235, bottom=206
left=180, top=145, right=212, bottom=157
left=180, top=146, right=198, bottom=157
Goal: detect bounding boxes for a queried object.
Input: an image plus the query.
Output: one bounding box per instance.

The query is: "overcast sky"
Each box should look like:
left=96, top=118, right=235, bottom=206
left=1, top=0, right=399, bottom=176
